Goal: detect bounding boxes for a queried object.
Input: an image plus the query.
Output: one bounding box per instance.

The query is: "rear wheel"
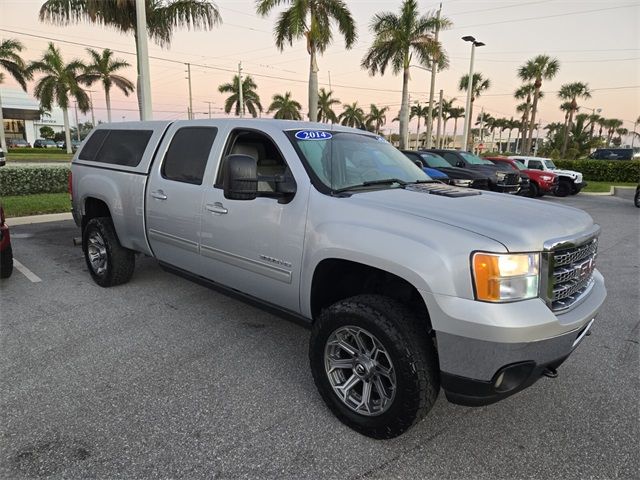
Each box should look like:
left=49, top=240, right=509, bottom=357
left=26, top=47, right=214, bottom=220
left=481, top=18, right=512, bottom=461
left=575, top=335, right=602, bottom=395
left=82, top=217, right=134, bottom=287
left=634, top=188, right=640, bottom=208
left=0, top=244, right=13, bottom=279
left=309, top=294, right=439, bottom=439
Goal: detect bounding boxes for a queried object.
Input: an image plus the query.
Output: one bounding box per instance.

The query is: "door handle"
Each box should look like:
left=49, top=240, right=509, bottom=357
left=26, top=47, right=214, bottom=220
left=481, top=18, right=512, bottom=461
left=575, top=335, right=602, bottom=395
left=205, top=202, right=228, bottom=214
left=151, top=190, right=167, bottom=200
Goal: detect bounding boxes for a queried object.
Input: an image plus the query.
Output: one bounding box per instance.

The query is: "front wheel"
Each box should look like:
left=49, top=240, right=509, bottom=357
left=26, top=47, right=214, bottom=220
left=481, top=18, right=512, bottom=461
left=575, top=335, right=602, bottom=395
left=0, top=244, right=13, bottom=279
left=527, top=182, right=539, bottom=198
left=554, top=180, right=571, bottom=197
left=309, top=295, right=439, bottom=439
left=634, top=188, right=640, bottom=208
left=82, top=217, right=135, bottom=287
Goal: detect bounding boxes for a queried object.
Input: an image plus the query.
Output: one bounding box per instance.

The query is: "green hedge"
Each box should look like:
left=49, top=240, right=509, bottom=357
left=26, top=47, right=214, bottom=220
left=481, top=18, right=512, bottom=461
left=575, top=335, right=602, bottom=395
left=0, top=166, right=70, bottom=196
left=7, top=147, right=69, bottom=154
left=553, top=159, right=640, bottom=183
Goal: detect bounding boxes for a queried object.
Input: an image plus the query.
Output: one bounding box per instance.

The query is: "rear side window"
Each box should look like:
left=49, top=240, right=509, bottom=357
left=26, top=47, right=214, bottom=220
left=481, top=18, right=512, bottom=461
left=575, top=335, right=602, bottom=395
left=162, top=127, right=217, bottom=185
left=79, top=129, right=153, bottom=167
left=78, top=130, right=109, bottom=161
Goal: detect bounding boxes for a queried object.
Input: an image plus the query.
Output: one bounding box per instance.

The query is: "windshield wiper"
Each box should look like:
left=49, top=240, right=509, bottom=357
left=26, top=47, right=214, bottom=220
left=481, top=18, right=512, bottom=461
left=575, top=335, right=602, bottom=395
left=333, top=178, right=436, bottom=194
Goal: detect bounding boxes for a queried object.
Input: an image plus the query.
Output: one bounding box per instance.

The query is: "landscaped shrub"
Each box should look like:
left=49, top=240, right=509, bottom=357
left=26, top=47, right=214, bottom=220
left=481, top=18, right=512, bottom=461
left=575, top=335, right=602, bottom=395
left=553, top=160, right=640, bottom=183
left=0, top=165, right=70, bottom=196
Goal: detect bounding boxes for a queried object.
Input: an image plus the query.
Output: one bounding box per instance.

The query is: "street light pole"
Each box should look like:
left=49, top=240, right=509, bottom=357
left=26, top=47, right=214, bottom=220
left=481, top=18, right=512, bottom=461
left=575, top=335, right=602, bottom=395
left=185, top=63, right=193, bottom=120
left=238, top=61, right=244, bottom=118
left=135, top=0, right=153, bottom=120
left=461, top=36, right=484, bottom=152
left=203, top=101, right=213, bottom=119
left=425, top=3, right=442, bottom=149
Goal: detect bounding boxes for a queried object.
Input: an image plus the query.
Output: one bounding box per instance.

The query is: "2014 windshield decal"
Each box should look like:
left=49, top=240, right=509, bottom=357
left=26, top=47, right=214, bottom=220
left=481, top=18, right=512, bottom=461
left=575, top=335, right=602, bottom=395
left=295, top=130, right=333, bottom=140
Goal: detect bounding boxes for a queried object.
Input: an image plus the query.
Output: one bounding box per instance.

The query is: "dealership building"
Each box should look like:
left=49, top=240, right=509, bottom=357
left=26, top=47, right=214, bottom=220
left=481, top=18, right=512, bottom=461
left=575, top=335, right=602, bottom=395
left=1, top=87, right=70, bottom=145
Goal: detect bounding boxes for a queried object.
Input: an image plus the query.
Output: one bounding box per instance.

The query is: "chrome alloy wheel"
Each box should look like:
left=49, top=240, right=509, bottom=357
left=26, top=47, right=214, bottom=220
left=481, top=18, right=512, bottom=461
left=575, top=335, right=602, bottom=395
left=324, top=326, right=396, bottom=416
left=87, top=230, right=108, bottom=276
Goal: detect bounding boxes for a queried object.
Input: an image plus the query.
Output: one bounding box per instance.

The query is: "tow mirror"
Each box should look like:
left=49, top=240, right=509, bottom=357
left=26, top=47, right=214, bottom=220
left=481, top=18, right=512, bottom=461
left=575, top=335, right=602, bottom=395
left=223, top=154, right=258, bottom=200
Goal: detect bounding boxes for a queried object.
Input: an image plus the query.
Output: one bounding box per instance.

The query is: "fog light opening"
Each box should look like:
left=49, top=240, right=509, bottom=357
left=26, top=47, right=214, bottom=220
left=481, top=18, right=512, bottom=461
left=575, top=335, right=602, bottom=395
left=492, top=361, right=535, bottom=393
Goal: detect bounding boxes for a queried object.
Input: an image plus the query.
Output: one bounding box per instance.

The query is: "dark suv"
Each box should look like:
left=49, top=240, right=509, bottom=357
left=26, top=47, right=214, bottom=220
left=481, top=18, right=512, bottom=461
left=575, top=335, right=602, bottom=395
left=588, top=148, right=634, bottom=160
left=425, top=149, right=521, bottom=193
left=403, top=150, right=490, bottom=190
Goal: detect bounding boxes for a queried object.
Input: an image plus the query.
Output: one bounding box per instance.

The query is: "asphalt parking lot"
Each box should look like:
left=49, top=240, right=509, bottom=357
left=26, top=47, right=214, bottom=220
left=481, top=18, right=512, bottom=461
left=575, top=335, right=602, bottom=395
left=1, top=193, right=638, bottom=479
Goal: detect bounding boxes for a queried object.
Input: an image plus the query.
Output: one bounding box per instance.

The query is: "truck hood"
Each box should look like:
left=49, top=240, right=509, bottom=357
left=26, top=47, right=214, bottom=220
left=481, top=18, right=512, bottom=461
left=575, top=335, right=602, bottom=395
left=347, top=187, right=594, bottom=252
left=551, top=168, right=581, bottom=179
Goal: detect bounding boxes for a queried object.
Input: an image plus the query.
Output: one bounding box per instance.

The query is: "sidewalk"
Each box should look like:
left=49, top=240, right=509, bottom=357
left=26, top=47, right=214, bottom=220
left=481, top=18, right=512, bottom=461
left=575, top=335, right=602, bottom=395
left=9, top=212, right=73, bottom=226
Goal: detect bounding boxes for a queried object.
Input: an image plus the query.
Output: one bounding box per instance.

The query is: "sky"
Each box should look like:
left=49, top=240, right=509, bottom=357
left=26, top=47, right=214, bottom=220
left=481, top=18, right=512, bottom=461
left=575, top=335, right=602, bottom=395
left=1, top=0, right=639, bottom=136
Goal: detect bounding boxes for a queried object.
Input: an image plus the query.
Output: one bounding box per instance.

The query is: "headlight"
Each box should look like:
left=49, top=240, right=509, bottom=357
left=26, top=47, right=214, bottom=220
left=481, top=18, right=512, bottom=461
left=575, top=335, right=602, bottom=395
left=472, top=252, right=539, bottom=302
left=540, top=175, right=553, bottom=181
left=451, top=179, right=473, bottom=187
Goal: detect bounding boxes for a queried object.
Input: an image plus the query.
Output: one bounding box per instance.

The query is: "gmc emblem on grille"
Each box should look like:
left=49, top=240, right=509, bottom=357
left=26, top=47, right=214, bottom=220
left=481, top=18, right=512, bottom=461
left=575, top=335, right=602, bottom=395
left=578, top=258, right=595, bottom=280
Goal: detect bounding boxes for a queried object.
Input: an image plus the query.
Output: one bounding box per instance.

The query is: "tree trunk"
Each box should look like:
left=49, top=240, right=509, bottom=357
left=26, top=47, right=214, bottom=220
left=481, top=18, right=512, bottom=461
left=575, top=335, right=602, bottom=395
left=491, top=128, right=496, bottom=152
left=415, top=115, right=420, bottom=149
left=0, top=89, right=7, bottom=152
left=527, top=87, right=540, bottom=153
left=507, top=129, right=512, bottom=153
left=63, top=108, right=72, bottom=154
left=105, top=86, right=112, bottom=123
left=561, top=112, right=571, bottom=156
left=453, top=118, right=458, bottom=148
left=399, top=65, right=410, bottom=149
left=561, top=108, right=575, bottom=157
left=308, top=48, right=319, bottom=122
left=133, top=26, right=143, bottom=121
left=442, top=118, right=448, bottom=147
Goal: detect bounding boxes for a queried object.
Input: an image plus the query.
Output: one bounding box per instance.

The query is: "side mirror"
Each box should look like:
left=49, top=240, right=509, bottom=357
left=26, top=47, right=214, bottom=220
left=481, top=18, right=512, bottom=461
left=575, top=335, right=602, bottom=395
left=413, top=159, right=424, bottom=168
left=456, top=161, right=465, bottom=168
left=223, top=154, right=258, bottom=200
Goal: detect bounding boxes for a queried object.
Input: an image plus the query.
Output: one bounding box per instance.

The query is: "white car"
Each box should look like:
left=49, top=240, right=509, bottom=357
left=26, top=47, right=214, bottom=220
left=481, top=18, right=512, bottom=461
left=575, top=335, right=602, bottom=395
left=0, top=147, right=5, bottom=167
left=509, top=156, right=585, bottom=197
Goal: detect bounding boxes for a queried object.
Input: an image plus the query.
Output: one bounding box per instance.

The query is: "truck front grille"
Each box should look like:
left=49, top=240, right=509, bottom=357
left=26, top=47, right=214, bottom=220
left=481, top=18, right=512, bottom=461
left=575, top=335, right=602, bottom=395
left=496, top=172, right=520, bottom=187
left=547, top=237, right=598, bottom=311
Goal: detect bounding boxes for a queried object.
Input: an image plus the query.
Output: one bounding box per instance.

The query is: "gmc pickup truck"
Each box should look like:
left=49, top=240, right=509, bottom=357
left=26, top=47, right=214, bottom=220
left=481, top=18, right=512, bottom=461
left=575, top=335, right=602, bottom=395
left=71, top=120, right=606, bottom=439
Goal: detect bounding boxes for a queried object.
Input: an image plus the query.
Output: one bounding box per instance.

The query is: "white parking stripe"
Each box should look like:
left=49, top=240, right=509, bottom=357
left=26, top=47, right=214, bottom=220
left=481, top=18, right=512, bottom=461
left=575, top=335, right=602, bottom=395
left=13, top=259, right=42, bottom=283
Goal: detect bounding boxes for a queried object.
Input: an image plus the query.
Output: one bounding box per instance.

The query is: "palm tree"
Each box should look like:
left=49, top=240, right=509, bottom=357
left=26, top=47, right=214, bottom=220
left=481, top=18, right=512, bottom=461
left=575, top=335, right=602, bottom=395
left=439, top=98, right=455, bottom=147
left=447, top=107, right=464, bottom=148
left=605, top=119, right=623, bottom=145
left=365, top=104, right=389, bottom=135
left=514, top=83, right=536, bottom=152
left=256, top=0, right=356, bottom=123
left=218, top=74, right=263, bottom=118
left=458, top=72, right=490, bottom=149
left=338, top=102, right=365, bottom=128
left=505, top=118, right=518, bottom=153
left=0, top=38, right=31, bottom=152
left=518, top=55, right=560, bottom=153
left=475, top=111, right=493, bottom=145
left=317, top=87, right=340, bottom=123
left=40, top=0, right=221, bottom=119
left=362, top=0, right=443, bottom=149
left=614, top=127, right=628, bottom=146
left=558, top=82, right=591, bottom=156
left=410, top=103, right=429, bottom=148
left=77, top=48, right=134, bottom=123
left=267, top=91, right=302, bottom=120
left=27, top=43, right=89, bottom=154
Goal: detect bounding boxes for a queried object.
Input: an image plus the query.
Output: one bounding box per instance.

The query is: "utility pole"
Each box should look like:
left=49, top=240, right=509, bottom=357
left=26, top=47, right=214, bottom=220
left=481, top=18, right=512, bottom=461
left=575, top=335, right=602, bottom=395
left=185, top=63, right=193, bottom=120
left=74, top=101, right=81, bottom=141
left=135, top=0, right=153, bottom=120
left=425, top=3, right=442, bottom=149
left=238, top=62, right=244, bottom=118
left=479, top=106, right=485, bottom=143
left=86, top=90, right=95, bottom=126
left=436, top=90, right=444, bottom=148
left=203, top=101, right=213, bottom=119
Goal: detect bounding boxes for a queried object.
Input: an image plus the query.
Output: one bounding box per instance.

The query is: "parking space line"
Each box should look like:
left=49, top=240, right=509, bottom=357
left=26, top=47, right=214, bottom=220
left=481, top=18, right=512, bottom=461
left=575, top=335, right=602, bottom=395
left=13, top=259, right=42, bottom=283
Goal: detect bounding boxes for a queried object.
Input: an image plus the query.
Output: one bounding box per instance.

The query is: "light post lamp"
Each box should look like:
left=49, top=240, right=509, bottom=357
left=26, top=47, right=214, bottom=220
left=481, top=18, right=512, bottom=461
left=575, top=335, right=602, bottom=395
left=461, top=36, right=484, bottom=151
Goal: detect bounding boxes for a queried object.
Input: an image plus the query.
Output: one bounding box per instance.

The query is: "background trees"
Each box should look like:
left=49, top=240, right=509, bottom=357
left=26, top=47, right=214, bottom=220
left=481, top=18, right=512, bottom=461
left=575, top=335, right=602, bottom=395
left=256, top=0, right=356, bottom=122
left=27, top=43, right=89, bottom=153
left=317, top=88, right=340, bottom=123
left=78, top=48, right=134, bottom=123
left=362, top=0, right=442, bottom=149
left=0, top=38, right=30, bottom=152
left=338, top=102, right=365, bottom=127
left=557, top=82, right=591, bottom=156
left=458, top=72, right=490, bottom=149
left=267, top=92, right=302, bottom=120
left=365, top=104, right=389, bottom=135
left=218, top=75, right=263, bottom=118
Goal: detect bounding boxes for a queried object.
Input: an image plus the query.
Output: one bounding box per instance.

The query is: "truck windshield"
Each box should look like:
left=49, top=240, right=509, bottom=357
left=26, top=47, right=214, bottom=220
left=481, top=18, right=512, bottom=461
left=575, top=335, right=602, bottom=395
left=513, top=160, right=526, bottom=170
left=460, top=152, right=495, bottom=165
left=419, top=152, right=450, bottom=168
left=290, top=130, right=431, bottom=192
left=544, top=160, right=557, bottom=169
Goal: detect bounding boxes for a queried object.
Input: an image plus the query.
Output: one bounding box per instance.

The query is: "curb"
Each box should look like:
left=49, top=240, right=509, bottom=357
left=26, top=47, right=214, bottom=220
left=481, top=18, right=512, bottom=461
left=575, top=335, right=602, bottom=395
left=581, top=187, right=614, bottom=196
left=8, top=212, right=73, bottom=226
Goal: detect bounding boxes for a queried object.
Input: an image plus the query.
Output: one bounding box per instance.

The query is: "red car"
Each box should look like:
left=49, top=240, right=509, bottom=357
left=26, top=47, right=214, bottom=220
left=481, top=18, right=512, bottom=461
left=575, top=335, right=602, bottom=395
left=485, top=156, right=558, bottom=197
left=1, top=206, right=13, bottom=278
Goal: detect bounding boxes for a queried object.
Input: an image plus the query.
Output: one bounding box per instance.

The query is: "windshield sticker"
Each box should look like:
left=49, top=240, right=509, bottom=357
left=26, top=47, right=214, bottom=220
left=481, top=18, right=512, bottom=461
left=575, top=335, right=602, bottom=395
left=295, top=130, right=333, bottom=141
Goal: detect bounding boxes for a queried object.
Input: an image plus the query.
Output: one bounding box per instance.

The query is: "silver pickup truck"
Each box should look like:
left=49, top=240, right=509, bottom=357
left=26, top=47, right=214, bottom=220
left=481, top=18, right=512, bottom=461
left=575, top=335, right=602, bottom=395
left=71, top=119, right=606, bottom=439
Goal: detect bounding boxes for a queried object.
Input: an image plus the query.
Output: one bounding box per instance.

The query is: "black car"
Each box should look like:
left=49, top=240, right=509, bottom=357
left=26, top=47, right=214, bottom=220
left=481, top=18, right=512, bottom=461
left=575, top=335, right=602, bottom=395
left=485, top=158, right=531, bottom=196
left=588, top=148, right=635, bottom=160
left=635, top=184, right=640, bottom=208
left=402, top=150, right=490, bottom=190
left=424, top=149, right=521, bottom=193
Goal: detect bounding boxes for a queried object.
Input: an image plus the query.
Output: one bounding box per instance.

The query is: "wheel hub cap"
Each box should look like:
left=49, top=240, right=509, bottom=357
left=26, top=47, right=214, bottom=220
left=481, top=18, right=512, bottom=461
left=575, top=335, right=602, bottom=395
left=87, top=231, right=107, bottom=276
left=324, top=326, right=396, bottom=416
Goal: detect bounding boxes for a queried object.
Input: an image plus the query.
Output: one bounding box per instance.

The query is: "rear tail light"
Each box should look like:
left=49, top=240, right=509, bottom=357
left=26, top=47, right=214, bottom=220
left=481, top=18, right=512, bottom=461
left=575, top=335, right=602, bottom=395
left=68, top=171, right=73, bottom=199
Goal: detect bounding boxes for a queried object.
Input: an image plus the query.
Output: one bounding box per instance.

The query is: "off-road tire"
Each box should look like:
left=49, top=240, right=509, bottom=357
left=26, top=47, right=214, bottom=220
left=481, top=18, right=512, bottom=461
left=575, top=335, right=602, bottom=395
left=554, top=180, right=571, bottom=197
left=0, top=244, right=13, bottom=279
left=634, top=188, right=640, bottom=208
left=309, top=294, right=439, bottom=439
left=83, top=217, right=134, bottom=287
left=528, top=182, right=540, bottom=198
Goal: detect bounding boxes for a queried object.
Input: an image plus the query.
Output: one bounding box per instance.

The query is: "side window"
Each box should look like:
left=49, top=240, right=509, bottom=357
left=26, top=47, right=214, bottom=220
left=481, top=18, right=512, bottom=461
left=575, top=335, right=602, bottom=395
left=529, top=160, right=542, bottom=170
left=162, top=127, right=217, bottom=185
left=78, top=130, right=109, bottom=161
left=218, top=130, right=290, bottom=194
left=440, top=152, right=460, bottom=167
left=94, top=130, right=153, bottom=166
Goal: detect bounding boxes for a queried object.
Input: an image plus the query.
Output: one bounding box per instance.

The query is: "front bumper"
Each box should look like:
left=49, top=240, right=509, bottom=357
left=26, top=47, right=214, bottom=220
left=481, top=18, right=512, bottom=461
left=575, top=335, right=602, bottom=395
left=420, top=269, right=606, bottom=406
left=573, top=181, right=587, bottom=192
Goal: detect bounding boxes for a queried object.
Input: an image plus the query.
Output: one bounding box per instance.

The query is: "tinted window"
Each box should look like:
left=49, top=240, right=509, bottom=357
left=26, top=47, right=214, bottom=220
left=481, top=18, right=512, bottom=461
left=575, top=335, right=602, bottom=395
left=162, top=127, right=217, bottom=185
left=528, top=160, right=543, bottom=170
left=440, top=152, right=461, bottom=166
left=89, top=130, right=153, bottom=166
left=78, top=130, right=109, bottom=161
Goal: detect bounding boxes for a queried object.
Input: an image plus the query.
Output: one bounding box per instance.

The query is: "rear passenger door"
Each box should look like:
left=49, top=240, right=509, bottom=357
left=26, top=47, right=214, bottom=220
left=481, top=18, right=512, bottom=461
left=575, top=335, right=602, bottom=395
left=146, top=125, right=219, bottom=274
